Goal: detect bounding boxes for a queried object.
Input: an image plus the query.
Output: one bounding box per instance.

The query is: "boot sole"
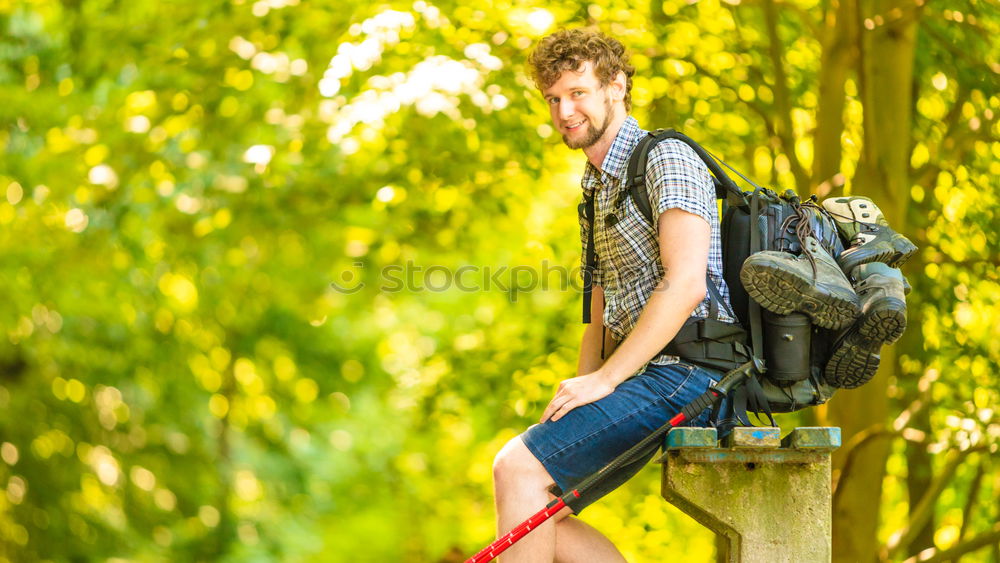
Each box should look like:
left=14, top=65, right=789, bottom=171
left=858, top=296, right=907, bottom=344
left=839, top=237, right=918, bottom=272
left=824, top=330, right=880, bottom=389
left=741, top=261, right=860, bottom=330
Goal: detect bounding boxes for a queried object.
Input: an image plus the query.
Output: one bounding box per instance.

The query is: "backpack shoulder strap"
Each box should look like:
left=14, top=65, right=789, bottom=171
left=624, top=133, right=661, bottom=226
left=580, top=190, right=597, bottom=324
left=625, top=129, right=745, bottom=227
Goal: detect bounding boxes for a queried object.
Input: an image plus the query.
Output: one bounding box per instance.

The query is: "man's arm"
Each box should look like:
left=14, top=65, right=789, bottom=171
left=577, top=285, right=616, bottom=375
left=543, top=207, right=710, bottom=422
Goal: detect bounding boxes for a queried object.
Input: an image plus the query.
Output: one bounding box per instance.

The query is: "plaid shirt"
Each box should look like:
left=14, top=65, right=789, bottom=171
left=579, top=116, right=735, bottom=366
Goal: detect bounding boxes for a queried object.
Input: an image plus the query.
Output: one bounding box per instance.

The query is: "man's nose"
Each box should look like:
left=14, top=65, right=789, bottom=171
left=558, top=99, right=575, bottom=120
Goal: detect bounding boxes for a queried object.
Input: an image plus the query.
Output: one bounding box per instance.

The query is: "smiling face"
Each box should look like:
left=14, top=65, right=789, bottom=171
left=543, top=61, right=623, bottom=151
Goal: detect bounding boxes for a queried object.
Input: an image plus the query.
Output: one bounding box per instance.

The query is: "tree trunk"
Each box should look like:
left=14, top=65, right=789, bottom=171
left=829, top=0, right=919, bottom=561
left=903, top=270, right=935, bottom=557
left=813, top=0, right=858, bottom=198
left=904, top=407, right=936, bottom=555
left=762, top=0, right=812, bottom=194
left=830, top=377, right=892, bottom=563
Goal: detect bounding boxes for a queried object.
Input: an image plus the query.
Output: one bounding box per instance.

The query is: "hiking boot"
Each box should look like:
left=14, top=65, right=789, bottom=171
left=740, top=236, right=861, bottom=330
left=824, top=263, right=910, bottom=388
left=852, top=262, right=909, bottom=343
left=821, top=196, right=918, bottom=272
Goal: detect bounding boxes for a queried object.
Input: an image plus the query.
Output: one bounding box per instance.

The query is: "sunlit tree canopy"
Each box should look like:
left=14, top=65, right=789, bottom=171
left=0, top=0, right=997, bottom=561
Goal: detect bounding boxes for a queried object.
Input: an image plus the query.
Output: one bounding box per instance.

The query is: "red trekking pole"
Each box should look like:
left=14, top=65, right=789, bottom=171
left=466, top=360, right=759, bottom=563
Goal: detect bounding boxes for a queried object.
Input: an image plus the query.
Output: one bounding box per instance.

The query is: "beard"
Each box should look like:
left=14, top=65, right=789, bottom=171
left=562, top=96, right=613, bottom=150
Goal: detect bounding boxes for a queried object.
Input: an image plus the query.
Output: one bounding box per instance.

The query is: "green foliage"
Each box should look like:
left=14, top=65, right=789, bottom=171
left=0, top=0, right=996, bottom=561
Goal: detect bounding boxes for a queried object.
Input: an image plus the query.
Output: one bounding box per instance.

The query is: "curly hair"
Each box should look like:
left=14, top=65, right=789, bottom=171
left=528, top=28, right=635, bottom=112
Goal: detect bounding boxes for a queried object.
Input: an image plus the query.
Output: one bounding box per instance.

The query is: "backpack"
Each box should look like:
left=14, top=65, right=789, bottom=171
left=580, top=129, right=843, bottom=425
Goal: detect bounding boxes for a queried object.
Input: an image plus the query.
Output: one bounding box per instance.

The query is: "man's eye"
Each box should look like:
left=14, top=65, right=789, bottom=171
left=572, top=91, right=585, bottom=97
left=548, top=97, right=559, bottom=105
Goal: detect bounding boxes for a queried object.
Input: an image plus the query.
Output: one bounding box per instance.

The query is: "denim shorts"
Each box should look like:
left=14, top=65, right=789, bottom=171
left=521, top=361, right=724, bottom=514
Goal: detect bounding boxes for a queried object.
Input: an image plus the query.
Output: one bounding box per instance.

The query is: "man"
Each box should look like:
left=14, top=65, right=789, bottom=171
left=490, top=29, right=737, bottom=561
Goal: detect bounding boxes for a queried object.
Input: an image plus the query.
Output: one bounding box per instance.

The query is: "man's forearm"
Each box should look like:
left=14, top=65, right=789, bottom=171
left=598, top=275, right=704, bottom=385
left=578, top=321, right=605, bottom=375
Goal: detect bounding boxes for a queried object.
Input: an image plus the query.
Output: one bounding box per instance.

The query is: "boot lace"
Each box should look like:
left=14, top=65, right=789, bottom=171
left=776, top=191, right=838, bottom=281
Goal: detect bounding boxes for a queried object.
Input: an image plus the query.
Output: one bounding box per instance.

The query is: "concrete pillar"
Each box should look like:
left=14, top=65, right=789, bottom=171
left=659, top=427, right=841, bottom=563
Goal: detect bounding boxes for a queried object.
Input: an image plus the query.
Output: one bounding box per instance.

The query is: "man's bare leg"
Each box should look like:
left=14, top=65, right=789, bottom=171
left=493, top=436, right=625, bottom=563
left=493, top=436, right=557, bottom=562
left=555, top=517, right=627, bottom=563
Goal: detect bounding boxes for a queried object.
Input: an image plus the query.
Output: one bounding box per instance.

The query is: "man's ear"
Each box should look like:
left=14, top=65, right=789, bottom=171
left=611, top=71, right=627, bottom=102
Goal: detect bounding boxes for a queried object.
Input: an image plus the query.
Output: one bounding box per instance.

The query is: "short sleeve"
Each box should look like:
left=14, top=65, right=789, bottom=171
left=645, top=139, right=715, bottom=226
left=578, top=196, right=604, bottom=286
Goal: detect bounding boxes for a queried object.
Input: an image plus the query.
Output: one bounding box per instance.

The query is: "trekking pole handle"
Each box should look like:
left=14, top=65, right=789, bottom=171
left=711, top=358, right=763, bottom=397
left=679, top=389, right=719, bottom=421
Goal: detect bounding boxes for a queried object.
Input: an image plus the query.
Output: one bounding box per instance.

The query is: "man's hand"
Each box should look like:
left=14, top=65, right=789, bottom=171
left=540, top=371, right=617, bottom=423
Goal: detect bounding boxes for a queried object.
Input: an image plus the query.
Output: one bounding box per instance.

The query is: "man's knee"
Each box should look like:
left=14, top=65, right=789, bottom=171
left=493, top=435, right=549, bottom=487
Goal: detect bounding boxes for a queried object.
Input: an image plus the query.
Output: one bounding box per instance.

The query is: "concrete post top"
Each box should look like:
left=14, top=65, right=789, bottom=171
left=724, top=427, right=781, bottom=448
left=660, top=426, right=840, bottom=463
left=665, top=426, right=841, bottom=450
left=664, top=427, right=719, bottom=449
left=781, top=427, right=842, bottom=450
